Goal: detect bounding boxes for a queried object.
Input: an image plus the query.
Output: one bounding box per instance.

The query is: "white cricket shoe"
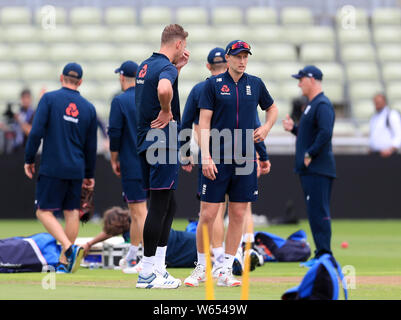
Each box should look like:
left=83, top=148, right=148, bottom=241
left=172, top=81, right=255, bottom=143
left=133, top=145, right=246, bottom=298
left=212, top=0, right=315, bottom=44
left=212, top=265, right=223, bottom=279
left=136, top=271, right=180, bottom=289
left=155, top=268, right=182, bottom=287
left=217, top=268, right=241, bottom=287
left=184, top=263, right=206, bottom=287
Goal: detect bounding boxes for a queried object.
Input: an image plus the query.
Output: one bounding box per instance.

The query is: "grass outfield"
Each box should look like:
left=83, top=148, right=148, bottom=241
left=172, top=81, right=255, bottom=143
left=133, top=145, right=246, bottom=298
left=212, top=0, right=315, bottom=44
left=0, top=219, right=400, bottom=300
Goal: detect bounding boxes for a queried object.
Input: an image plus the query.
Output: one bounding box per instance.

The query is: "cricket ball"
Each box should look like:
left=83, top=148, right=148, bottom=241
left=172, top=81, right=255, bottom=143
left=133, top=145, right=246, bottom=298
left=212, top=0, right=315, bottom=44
left=341, top=241, right=349, bottom=249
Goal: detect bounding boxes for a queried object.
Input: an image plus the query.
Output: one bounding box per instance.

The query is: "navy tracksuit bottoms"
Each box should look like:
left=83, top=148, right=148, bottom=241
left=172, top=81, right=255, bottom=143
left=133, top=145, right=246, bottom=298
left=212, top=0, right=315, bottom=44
left=299, top=174, right=333, bottom=258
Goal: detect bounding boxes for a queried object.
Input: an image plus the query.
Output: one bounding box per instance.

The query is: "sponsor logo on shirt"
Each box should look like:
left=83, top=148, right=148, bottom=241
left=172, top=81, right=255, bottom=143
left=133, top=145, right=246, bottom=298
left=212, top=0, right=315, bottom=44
left=220, top=85, right=231, bottom=95
left=304, top=105, right=311, bottom=115
left=216, top=78, right=222, bottom=82
left=246, top=85, right=252, bottom=96
left=64, top=103, right=79, bottom=123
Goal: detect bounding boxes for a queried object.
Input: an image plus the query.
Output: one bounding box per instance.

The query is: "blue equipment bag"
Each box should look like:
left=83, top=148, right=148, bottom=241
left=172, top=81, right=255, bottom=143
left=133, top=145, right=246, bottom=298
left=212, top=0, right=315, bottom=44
left=254, top=230, right=311, bottom=262
left=282, top=254, right=348, bottom=300
left=0, top=233, right=61, bottom=273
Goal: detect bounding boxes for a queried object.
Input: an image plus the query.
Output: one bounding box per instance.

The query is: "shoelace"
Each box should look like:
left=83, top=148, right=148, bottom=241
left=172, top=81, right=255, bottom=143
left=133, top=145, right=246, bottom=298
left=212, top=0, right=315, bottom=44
left=191, top=263, right=205, bottom=278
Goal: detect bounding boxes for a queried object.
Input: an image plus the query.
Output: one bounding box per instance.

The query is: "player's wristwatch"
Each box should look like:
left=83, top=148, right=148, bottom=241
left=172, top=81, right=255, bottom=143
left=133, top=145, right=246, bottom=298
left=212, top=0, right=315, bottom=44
left=304, top=152, right=311, bottom=159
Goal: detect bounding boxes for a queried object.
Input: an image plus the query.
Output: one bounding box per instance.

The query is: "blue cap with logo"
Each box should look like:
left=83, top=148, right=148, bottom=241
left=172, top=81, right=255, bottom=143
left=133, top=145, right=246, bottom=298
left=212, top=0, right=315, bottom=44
left=63, top=62, right=83, bottom=79
left=115, top=60, right=139, bottom=78
left=292, top=65, right=323, bottom=81
left=207, top=47, right=227, bottom=64
left=225, top=40, right=252, bottom=56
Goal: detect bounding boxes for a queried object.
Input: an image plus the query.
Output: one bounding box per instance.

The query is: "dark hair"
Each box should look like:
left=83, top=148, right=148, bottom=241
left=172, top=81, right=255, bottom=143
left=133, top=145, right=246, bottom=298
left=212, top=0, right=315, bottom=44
left=20, top=88, right=31, bottom=98
left=103, top=206, right=130, bottom=236
left=161, top=24, right=188, bottom=44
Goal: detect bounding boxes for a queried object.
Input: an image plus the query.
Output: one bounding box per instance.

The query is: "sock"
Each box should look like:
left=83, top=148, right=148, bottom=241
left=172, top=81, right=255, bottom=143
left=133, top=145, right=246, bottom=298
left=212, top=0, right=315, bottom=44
left=197, top=252, right=206, bottom=266
left=140, top=255, right=154, bottom=276
left=154, top=246, right=167, bottom=272
left=223, top=254, right=235, bottom=270
left=125, top=245, right=139, bottom=261
left=243, top=233, right=255, bottom=245
left=64, top=245, right=73, bottom=258
left=212, top=247, right=224, bottom=268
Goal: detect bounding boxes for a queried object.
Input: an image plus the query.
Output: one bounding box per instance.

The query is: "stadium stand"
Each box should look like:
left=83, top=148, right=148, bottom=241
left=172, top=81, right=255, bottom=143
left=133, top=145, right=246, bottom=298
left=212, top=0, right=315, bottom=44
left=0, top=0, right=399, bottom=145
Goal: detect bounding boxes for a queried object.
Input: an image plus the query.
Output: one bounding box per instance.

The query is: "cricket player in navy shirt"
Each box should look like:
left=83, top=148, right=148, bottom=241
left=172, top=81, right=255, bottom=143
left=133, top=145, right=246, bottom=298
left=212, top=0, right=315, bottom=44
left=24, top=62, right=97, bottom=273
left=135, top=24, right=189, bottom=289
left=185, top=40, right=278, bottom=287
left=283, top=65, right=336, bottom=268
left=107, top=60, right=147, bottom=274
left=181, top=47, right=271, bottom=280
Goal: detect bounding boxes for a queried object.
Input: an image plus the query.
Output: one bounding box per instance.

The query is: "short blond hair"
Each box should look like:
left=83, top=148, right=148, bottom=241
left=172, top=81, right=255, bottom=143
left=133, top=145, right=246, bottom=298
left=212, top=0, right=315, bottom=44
left=161, top=24, right=188, bottom=44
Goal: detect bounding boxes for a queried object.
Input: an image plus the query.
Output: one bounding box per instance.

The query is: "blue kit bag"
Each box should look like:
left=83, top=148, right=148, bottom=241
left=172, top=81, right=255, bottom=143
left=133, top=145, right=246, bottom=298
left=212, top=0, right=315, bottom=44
left=282, top=254, right=348, bottom=300
left=0, top=233, right=61, bottom=273
left=254, top=230, right=311, bottom=262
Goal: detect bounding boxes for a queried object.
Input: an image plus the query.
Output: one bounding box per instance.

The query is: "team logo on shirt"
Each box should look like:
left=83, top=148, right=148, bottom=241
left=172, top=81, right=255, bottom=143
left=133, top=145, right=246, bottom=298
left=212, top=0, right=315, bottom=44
left=64, top=102, right=79, bottom=123
left=137, top=64, right=147, bottom=84
left=220, top=85, right=231, bottom=95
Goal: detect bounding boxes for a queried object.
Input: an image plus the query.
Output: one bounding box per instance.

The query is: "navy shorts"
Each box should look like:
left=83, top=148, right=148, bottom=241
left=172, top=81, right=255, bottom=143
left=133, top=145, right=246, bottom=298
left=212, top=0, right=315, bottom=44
left=200, top=161, right=258, bottom=203
left=139, top=149, right=179, bottom=190
left=122, top=179, right=148, bottom=203
left=35, top=175, right=82, bottom=211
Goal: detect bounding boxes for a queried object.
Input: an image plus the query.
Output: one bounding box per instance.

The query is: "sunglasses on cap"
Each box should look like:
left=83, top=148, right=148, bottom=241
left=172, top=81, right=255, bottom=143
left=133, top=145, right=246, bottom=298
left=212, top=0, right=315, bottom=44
left=227, top=41, right=251, bottom=54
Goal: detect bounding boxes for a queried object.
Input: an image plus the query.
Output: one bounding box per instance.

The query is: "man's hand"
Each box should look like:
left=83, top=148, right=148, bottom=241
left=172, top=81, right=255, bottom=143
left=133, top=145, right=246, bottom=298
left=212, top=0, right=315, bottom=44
left=110, top=159, right=121, bottom=177
left=24, top=163, right=35, bottom=179
left=254, top=125, right=269, bottom=143
left=304, top=156, right=312, bottom=167
left=202, top=156, right=218, bottom=181
left=259, top=160, right=271, bottom=175
left=82, top=178, right=95, bottom=190
left=151, top=110, right=173, bottom=129
left=175, top=50, right=190, bottom=71
left=82, top=242, right=92, bottom=257
left=282, top=114, right=294, bottom=132
left=380, top=148, right=396, bottom=158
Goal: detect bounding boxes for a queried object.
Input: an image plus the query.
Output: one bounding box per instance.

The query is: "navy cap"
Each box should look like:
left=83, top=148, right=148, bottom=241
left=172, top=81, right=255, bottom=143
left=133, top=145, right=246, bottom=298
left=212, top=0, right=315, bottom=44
left=63, top=62, right=83, bottom=79
left=226, top=40, right=252, bottom=56
left=115, top=60, right=139, bottom=78
left=207, top=47, right=227, bottom=64
left=292, top=65, right=323, bottom=81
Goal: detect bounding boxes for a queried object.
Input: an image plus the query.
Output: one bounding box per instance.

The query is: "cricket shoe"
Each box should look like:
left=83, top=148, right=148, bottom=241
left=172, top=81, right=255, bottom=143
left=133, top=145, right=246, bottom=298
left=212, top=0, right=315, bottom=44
left=212, top=265, right=223, bottom=279
left=136, top=271, right=180, bottom=289
left=217, top=268, right=241, bottom=287
left=55, top=263, right=69, bottom=274
left=65, top=244, right=84, bottom=273
left=232, top=247, right=244, bottom=276
left=155, top=268, right=182, bottom=287
left=122, top=260, right=143, bottom=274
left=184, top=263, right=206, bottom=287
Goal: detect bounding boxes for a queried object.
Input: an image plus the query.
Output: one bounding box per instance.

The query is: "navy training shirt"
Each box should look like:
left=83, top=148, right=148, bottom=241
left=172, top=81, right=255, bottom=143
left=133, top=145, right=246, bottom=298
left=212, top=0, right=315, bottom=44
left=291, top=92, right=336, bottom=178
left=135, top=53, right=180, bottom=154
left=107, top=87, right=142, bottom=180
left=25, top=87, right=97, bottom=179
left=199, top=70, right=274, bottom=160
left=183, top=79, right=269, bottom=161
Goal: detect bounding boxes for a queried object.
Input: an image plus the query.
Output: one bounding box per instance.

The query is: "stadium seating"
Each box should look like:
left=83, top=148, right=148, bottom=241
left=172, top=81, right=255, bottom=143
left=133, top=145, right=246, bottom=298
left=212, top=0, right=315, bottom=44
left=0, top=7, right=31, bottom=24
left=246, top=7, right=278, bottom=25
left=300, top=44, right=336, bottom=63
left=0, top=3, right=397, bottom=132
left=70, top=7, right=102, bottom=25
left=35, top=6, right=67, bottom=25
left=211, top=7, right=243, bottom=25
left=141, top=7, right=172, bottom=25
left=104, top=7, right=136, bottom=25
left=176, top=7, right=208, bottom=25
left=372, top=8, right=401, bottom=26
left=281, top=7, right=313, bottom=25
